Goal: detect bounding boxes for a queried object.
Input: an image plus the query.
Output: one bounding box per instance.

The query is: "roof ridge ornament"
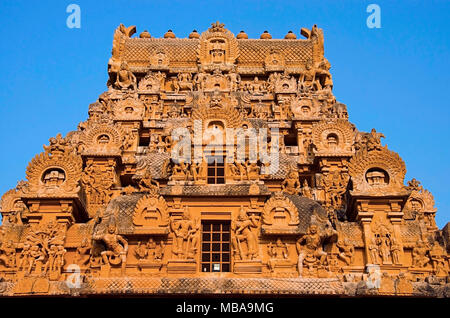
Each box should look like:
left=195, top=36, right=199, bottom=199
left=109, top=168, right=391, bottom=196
left=209, top=21, right=226, bottom=32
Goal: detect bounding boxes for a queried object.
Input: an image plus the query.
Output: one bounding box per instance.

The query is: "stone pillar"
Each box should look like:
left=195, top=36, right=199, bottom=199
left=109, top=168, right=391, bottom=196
left=356, top=207, right=374, bottom=265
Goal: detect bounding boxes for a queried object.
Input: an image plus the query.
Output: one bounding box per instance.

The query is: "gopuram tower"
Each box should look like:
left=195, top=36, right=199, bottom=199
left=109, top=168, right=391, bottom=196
left=0, top=22, right=449, bottom=297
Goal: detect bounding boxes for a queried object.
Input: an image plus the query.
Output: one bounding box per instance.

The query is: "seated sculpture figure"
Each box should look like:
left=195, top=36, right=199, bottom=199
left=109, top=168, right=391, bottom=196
left=296, top=224, right=337, bottom=276
left=282, top=170, right=300, bottom=195
left=114, top=62, right=136, bottom=90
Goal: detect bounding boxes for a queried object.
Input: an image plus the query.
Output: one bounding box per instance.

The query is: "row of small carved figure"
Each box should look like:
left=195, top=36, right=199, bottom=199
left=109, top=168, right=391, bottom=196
left=111, top=62, right=333, bottom=95
left=61, top=221, right=356, bottom=277
left=0, top=222, right=66, bottom=278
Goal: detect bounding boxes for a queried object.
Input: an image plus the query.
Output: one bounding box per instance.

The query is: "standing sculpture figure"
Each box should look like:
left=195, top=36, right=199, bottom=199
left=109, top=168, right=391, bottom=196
left=368, top=237, right=380, bottom=264
left=231, top=207, right=259, bottom=260
left=170, top=209, right=197, bottom=259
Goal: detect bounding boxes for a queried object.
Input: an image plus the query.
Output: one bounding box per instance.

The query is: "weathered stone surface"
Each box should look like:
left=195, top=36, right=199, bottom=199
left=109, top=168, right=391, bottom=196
left=0, top=22, right=448, bottom=297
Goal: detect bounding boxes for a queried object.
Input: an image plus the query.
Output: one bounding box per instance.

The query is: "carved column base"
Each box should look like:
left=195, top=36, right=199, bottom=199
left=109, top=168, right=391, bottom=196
left=167, top=259, right=197, bottom=274
left=233, top=260, right=263, bottom=274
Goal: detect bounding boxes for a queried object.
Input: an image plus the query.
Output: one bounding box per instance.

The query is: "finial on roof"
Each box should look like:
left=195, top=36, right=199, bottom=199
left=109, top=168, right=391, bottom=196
left=164, top=29, right=176, bottom=38
left=139, top=30, right=151, bottom=38
left=189, top=30, right=200, bottom=39
left=260, top=30, right=272, bottom=39
left=236, top=30, right=248, bottom=39
left=209, top=21, right=226, bottom=32
left=284, top=30, right=297, bottom=39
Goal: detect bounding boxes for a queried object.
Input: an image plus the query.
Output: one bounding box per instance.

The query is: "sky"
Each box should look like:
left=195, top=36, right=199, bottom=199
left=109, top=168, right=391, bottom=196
left=0, top=0, right=449, bottom=227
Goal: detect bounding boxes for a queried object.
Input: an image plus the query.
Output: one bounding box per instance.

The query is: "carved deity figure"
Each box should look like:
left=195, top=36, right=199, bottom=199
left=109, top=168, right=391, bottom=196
left=177, top=72, right=193, bottom=91
left=236, top=161, right=248, bottom=181
left=282, top=170, right=300, bottom=195
left=0, top=240, right=16, bottom=268
left=298, top=60, right=320, bottom=92
left=114, top=62, right=136, bottom=90
left=429, top=242, right=448, bottom=276
left=267, top=238, right=289, bottom=272
left=301, top=179, right=313, bottom=199
left=231, top=207, right=259, bottom=260
left=246, top=161, right=260, bottom=180
left=138, top=170, right=160, bottom=194
left=296, top=224, right=337, bottom=276
left=170, top=209, right=199, bottom=259
left=368, top=237, right=380, bottom=264
left=412, top=240, right=430, bottom=268
left=171, top=160, right=190, bottom=181
left=74, top=238, right=91, bottom=267
left=337, top=239, right=354, bottom=266
left=379, top=233, right=392, bottom=264
left=227, top=68, right=241, bottom=91
left=193, top=71, right=207, bottom=91
left=134, top=241, right=149, bottom=260
left=367, top=128, right=385, bottom=151
left=390, top=238, right=402, bottom=265
left=135, top=238, right=165, bottom=261
left=93, top=224, right=128, bottom=267
left=17, top=243, right=31, bottom=272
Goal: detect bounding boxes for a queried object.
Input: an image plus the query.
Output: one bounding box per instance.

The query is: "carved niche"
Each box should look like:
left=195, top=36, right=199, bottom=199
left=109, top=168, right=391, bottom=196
left=133, top=195, right=169, bottom=234
left=348, top=147, right=406, bottom=194
left=0, top=181, right=28, bottom=224
left=149, top=48, right=170, bottom=70
left=265, top=50, right=285, bottom=72
left=138, top=71, right=165, bottom=93
left=24, top=143, right=82, bottom=197
left=311, top=120, right=355, bottom=155
left=191, top=94, right=244, bottom=130
left=404, top=179, right=438, bottom=229
left=79, top=122, right=125, bottom=156
left=113, top=96, right=145, bottom=121
left=262, top=192, right=300, bottom=234
left=198, top=22, right=239, bottom=68
left=290, top=96, right=319, bottom=119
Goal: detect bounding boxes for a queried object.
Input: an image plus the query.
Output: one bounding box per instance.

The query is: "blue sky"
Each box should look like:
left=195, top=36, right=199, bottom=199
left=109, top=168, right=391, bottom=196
left=0, top=0, right=449, bottom=227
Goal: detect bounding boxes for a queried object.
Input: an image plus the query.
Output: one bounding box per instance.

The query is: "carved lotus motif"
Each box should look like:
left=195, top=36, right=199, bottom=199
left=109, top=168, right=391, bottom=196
left=265, top=50, right=285, bottom=72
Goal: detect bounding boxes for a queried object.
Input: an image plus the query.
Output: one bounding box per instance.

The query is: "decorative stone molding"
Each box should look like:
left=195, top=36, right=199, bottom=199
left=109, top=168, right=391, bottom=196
left=348, top=147, right=407, bottom=194
left=113, top=96, right=145, bottom=121
left=79, top=122, right=125, bottom=156
left=133, top=195, right=169, bottom=234
left=197, top=21, right=239, bottom=68
left=24, top=150, right=82, bottom=197
left=312, top=119, right=355, bottom=155
left=262, top=192, right=300, bottom=234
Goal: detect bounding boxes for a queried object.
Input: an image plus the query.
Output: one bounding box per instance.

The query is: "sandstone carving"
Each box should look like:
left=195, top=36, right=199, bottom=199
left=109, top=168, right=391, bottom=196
left=0, top=22, right=447, bottom=297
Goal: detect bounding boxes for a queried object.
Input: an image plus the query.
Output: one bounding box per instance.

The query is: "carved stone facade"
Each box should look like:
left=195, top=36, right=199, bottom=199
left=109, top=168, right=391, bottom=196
left=0, top=22, right=448, bottom=297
